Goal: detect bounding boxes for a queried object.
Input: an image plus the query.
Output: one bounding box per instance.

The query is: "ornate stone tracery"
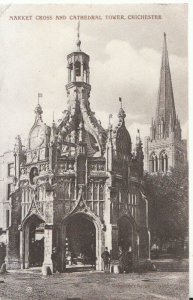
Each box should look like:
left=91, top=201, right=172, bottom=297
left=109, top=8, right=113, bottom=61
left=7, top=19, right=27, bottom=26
left=6, top=28, right=150, bottom=272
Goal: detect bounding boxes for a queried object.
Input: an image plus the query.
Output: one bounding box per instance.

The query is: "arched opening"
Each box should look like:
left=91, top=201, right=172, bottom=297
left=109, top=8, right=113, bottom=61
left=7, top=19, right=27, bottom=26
left=165, top=154, right=168, bottom=171
left=118, top=216, right=133, bottom=252
left=149, top=153, right=158, bottom=172
left=23, top=214, right=45, bottom=268
left=75, top=61, right=81, bottom=81
left=68, top=63, right=73, bottom=82
left=159, top=151, right=168, bottom=172
left=150, top=157, right=154, bottom=172
left=83, top=62, right=88, bottom=83
left=64, top=214, right=96, bottom=269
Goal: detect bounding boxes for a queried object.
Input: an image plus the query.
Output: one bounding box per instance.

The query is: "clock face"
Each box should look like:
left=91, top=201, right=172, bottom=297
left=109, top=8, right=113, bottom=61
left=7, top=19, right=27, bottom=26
left=30, top=125, right=45, bottom=149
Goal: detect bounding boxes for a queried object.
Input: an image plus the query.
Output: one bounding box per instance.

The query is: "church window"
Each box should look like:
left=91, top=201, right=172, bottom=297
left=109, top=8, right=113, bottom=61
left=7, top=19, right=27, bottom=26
left=165, top=154, right=168, bottom=171
left=155, top=156, right=158, bottom=171
left=8, top=163, right=14, bottom=177
left=93, top=183, right=98, bottom=200
left=160, top=151, right=168, bottom=172
left=128, top=193, right=137, bottom=219
left=161, top=155, right=164, bottom=171
left=149, top=153, right=158, bottom=172
left=99, top=183, right=104, bottom=200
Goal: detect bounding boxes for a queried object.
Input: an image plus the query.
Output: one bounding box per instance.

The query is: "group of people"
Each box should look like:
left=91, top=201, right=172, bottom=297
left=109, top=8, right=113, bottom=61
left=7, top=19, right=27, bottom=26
left=101, top=246, right=133, bottom=273
left=51, top=246, right=133, bottom=273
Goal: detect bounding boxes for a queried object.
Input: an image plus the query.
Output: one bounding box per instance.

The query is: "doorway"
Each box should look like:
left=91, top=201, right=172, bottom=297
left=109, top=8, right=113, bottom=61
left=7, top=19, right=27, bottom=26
left=24, top=215, right=45, bottom=268
left=118, top=216, right=133, bottom=252
left=65, top=214, right=96, bottom=268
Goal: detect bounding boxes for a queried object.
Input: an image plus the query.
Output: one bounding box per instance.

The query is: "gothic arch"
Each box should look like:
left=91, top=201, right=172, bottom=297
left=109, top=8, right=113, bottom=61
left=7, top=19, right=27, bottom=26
left=61, top=210, right=103, bottom=271
left=21, top=212, right=45, bottom=230
left=117, top=215, right=135, bottom=252
left=159, top=150, right=168, bottom=172
left=149, top=152, right=158, bottom=172
left=21, top=213, right=45, bottom=269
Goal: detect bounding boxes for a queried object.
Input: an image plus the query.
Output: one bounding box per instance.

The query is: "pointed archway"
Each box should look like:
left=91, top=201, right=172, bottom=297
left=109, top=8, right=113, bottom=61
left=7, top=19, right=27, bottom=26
left=61, top=211, right=103, bottom=271
left=66, top=214, right=96, bottom=267
left=118, top=216, right=133, bottom=252
left=22, top=214, right=45, bottom=269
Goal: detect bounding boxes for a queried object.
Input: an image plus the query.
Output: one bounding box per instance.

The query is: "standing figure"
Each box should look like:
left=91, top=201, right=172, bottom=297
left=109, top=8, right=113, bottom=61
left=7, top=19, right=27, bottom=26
left=51, top=247, right=58, bottom=273
left=101, top=247, right=110, bottom=271
left=118, top=247, right=124, bottom=273
left=124, top=246, right=133, bottom=273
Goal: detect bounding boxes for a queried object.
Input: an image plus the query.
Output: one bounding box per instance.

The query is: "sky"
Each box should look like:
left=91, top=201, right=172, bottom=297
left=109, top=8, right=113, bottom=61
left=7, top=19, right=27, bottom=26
left=0, top=3, right=188, bottom=153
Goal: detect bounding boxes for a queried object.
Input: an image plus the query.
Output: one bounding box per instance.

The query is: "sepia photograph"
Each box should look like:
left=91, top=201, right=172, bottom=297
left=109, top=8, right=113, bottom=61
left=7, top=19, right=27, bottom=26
left=0, top=3, right=189, bottom=299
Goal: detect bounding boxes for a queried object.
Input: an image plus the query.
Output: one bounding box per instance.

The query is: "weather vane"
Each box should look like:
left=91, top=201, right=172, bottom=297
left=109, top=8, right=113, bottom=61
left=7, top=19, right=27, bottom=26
left=119, top=97, right=122, bottom=109
left=76, top=21, right=81, bottom=51
left=38, top=93, right=43, bottom=105
left=77, top=21, right=80, bottom=39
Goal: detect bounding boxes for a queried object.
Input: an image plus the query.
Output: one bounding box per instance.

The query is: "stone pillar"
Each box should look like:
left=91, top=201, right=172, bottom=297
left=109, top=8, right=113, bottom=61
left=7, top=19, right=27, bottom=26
left=6, top=228, right=20, bottom=270
left=105, top=224, right=112, bottom=252
left=111, top=225, right=119, bottom=260
left=73, top=61, right=76, bottom=82
left=87, top=69, right=90, bottom=84
left=68, top=67, right=71, bottom=83
left=19, top=230, right=25, bottom=269
left=6, top=190, right=21, bottom=270
left=148, top=229, right=151, bottom=259
left=95, top=223, right=103, bottom=271
left=81, top=62, right=84, bottom=82
left=61, top=225, right=66, bottom=272
left=24, top=224, right=30, bottom=268
left=42, top=224, right=53, bottom=273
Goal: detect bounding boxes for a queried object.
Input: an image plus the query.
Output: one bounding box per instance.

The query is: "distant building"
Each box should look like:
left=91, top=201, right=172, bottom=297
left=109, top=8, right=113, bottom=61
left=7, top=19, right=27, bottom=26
left=144, top=33, right=187, bottom=173
left=1, top=29, right=150, bottom=271
left=0, top=151, right=14, bottom=243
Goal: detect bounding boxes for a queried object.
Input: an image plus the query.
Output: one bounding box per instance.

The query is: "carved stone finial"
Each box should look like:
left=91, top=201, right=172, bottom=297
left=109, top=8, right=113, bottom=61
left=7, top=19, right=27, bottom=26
left=35, top=104, right=43, bottom=120
left=118, top=107, right=126, bottom=121
left=118, top=97, right=126, bottom=122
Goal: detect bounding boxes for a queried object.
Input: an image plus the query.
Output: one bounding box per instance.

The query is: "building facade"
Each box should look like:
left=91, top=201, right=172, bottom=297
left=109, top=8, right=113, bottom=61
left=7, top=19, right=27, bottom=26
left=144, top=33, right=187, bottom=173
left=1, top=32, right=150, bottom=272
left=0, top=151, right=14, bottom=241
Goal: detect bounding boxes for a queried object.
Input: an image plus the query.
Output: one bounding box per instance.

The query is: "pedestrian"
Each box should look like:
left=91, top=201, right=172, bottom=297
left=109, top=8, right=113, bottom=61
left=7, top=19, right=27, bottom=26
left=118, top=247, right=124, bottom=273
left=0, top=243, right=6, bottom=268
left=0, top=261, right=7, bottom=274
left=101, top=247, right=110, bottom=271
left=51, top=247, right=58, bottom=273
left=124, top=246, right=133, bottom=273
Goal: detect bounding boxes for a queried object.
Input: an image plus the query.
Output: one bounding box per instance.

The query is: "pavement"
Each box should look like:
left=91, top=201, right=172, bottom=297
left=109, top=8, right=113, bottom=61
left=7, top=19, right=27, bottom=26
left=0, top=269, right=189, bottom=300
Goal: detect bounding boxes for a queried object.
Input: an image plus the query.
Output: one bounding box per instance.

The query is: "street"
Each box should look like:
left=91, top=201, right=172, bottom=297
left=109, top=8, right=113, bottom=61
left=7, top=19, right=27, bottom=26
left=0, top=269, right=188, bottom=300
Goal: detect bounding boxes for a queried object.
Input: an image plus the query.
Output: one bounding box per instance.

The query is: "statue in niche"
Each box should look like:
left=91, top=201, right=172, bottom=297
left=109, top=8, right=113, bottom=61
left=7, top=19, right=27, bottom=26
left=30, top=167, right=39, bottom=185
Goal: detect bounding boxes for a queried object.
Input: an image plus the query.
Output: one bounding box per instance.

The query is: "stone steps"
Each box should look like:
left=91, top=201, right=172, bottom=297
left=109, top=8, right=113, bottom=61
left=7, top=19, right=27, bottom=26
left=153, top=260, right=189, bottom=272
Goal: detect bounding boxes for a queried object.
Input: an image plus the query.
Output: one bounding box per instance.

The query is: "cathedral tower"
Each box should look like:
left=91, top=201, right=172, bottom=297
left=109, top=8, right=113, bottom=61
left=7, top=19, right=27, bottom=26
left=144, top=33, right=187, bottom=173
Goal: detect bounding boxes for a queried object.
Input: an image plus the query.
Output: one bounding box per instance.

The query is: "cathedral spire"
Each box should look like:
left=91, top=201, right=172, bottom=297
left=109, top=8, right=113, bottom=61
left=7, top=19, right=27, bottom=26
left=155, top=33, right=176, bottom=139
